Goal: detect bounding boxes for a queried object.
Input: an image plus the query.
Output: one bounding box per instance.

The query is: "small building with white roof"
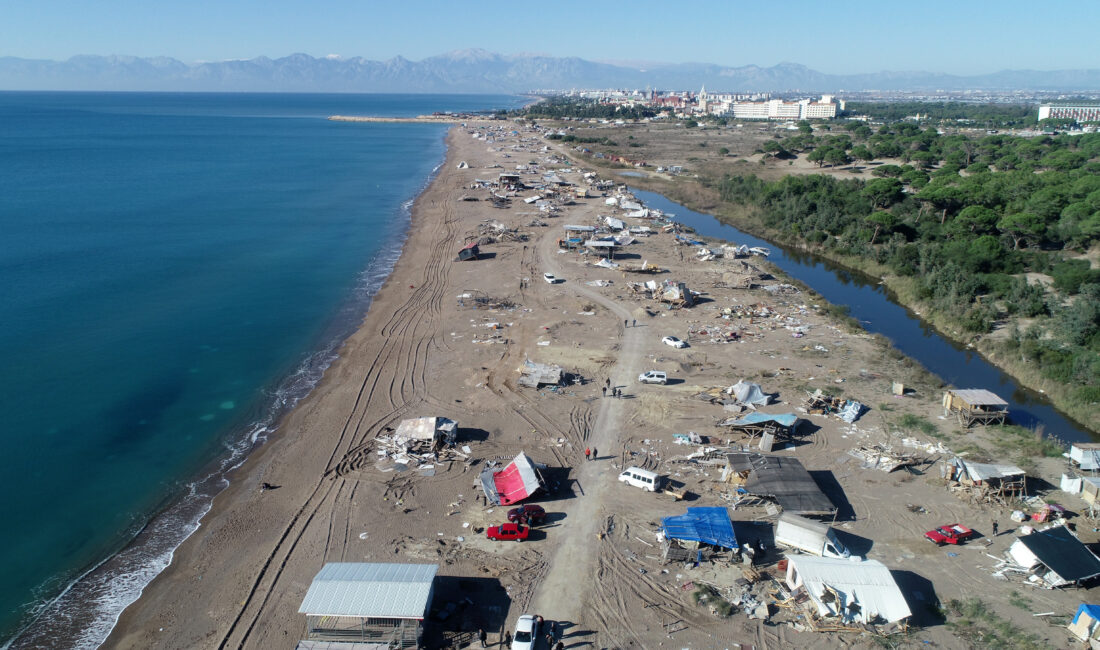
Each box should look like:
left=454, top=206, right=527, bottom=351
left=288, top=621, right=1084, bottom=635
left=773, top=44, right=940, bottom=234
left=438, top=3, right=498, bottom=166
left=298, top=562, right=437, bottom=648
left=785, top=556, right=911, bottom=628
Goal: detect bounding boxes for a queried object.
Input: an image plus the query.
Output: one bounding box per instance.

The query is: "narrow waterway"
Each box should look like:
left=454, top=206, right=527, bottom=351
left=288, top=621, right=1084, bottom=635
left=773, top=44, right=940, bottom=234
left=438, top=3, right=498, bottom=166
left=632, top=188, right=1097, bottom=444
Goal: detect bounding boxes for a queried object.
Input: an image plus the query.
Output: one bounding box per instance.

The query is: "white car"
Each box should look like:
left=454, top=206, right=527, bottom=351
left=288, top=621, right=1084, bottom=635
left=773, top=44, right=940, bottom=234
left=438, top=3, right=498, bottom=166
left=662, top=336, right=687, bottom=348
left=511, top=614, right=540, bottom=650
left=543, top=272, right=560, bottom=284
left=637, top=370, right=668, bottom=385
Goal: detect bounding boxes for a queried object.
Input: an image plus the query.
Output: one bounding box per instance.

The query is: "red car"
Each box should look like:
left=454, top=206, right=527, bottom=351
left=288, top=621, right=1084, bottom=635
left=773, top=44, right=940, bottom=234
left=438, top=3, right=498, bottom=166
left=487, top=523, right=529, bottom=542
left=507, top=504, right=547, bottom=525
left=925, top=523, right=974, bottom=545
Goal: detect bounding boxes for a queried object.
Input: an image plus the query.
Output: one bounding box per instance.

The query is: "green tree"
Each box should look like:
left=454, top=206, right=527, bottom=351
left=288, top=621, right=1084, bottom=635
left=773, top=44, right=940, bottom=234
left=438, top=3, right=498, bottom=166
left=807, top=147, right=828, bottom=167
left=862, top=178, right=904, bottom=209
left=825, top=148, right=850, bottom=167
left=866, top=211, right=898, bottom=245
left=798, top=120, right=813, bottom=135
left=997, top=212, right=1045, bottom=249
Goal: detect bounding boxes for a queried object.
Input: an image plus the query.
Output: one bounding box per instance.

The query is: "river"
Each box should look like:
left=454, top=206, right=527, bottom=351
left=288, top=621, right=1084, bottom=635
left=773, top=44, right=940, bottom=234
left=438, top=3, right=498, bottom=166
left=631, top=188, right=1097, bottom=444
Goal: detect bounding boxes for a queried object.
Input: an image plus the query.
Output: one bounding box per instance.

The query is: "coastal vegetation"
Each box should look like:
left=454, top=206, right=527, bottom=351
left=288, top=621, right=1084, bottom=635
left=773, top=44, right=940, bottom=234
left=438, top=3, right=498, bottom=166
left=711, top=129, right=1100, bottom=424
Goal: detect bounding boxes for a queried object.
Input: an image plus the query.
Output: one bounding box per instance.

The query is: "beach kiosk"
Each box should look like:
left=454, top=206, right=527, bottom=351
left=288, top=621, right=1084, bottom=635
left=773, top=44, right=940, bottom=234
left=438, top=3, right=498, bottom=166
left=298, top=562, right=437, bottom=648
left=942, top=388, right=1008, bottom=427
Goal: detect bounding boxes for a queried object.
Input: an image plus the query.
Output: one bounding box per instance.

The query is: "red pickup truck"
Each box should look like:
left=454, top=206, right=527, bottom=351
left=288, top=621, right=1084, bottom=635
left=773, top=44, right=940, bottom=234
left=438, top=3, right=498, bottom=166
left=925, top=523, right=974, bottom=545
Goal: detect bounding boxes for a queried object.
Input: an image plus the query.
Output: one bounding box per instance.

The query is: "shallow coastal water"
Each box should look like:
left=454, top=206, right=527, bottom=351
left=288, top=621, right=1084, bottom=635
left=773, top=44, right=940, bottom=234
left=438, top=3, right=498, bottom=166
left=634, top=189, right=1096, bottom=444
left=0, top=92, right=521, bottom=646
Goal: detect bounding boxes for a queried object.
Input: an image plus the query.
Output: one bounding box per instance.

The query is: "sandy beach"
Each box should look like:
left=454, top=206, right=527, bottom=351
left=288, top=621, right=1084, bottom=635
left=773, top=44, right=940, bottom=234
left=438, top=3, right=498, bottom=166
left=95, top=120, right=1085, bottom=650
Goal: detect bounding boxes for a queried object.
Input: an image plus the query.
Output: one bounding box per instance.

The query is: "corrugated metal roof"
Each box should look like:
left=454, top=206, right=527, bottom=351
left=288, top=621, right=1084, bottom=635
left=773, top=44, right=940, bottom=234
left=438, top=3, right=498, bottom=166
left=787, top=556, right=911, bottom=624
left=948, top=389, right=1008, bottom=407
left=298, top=563, right=437, bottom=619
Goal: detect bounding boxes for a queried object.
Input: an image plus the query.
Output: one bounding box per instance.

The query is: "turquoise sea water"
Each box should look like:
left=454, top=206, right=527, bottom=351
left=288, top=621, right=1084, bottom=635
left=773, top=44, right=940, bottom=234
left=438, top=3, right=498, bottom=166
left=0, top=92, right=522, bottom=646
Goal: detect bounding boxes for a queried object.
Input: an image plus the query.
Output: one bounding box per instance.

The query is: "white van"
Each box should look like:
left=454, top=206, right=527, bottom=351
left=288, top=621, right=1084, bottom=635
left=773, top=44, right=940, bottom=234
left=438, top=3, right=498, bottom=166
left=618, top=466, right=663, bottom=492
left=774, top=512, right=852, bottom=559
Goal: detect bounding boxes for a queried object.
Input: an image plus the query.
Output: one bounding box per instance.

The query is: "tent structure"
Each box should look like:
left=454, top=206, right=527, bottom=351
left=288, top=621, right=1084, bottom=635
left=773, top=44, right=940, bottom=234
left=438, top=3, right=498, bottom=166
left=480, top=452, right=546, bottom=506
left=785, top=556, right=911, bottom=628
left=1069, top=603, right=1100, bottom=642
left=722, top=452, right=836, bottom=517
left=659, top=506, right=738, bottom=563
left=727, top=380, right=771, bottom=407
left=1007, top=525, right=1100, bottom=588
left=298, top=562, right=437, bottom=648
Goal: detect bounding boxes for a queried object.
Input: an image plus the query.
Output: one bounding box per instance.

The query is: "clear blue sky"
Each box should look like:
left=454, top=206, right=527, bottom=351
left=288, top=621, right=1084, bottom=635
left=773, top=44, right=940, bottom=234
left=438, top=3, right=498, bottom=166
left=2, top=0, right=1096, bottom=75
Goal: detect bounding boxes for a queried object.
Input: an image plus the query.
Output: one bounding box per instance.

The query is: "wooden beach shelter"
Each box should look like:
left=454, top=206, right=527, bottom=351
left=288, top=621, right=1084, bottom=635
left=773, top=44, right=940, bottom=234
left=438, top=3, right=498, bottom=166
left=941, top=388, right=1008, bottom=427
left=298, top=562, right=437, bottom=648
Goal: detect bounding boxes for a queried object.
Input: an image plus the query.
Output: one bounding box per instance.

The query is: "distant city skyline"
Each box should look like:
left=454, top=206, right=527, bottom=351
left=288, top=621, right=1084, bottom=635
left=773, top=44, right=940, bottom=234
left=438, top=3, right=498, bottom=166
left=2, top=0, right=1098, bottom=77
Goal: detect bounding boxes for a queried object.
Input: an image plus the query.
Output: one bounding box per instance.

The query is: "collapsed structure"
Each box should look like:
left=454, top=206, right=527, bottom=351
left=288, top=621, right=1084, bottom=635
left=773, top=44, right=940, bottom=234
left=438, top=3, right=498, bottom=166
left=1006, top=525, right=1100, bottom=589
left=784, top=556, right=911, bottom=630
left=479, top=452, right=546, bottom=506
left=659, top=506, right=739, bottom=564
left=721, top=452, right=836, bottom=517
left=941, top=457, right=1027, bottom=502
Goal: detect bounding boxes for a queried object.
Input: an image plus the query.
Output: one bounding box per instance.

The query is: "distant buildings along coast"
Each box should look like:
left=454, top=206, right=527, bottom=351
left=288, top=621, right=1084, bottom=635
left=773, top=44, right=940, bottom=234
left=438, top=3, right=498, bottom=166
left=569, top=87, right=841, bottom=120
left=1038, top=104, right=1100, bottom=123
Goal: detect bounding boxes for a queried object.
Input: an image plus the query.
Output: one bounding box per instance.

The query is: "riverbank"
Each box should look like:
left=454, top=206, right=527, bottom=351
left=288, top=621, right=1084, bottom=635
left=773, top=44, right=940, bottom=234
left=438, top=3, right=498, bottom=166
left=584, top=165, right=1098, bottom=436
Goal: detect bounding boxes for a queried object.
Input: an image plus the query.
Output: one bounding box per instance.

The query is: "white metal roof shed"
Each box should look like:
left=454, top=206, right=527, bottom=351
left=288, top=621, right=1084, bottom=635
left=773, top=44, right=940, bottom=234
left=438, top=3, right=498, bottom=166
left=786, top=556, right=911, bottom=624
left=298, top=563, right=438, bottom=619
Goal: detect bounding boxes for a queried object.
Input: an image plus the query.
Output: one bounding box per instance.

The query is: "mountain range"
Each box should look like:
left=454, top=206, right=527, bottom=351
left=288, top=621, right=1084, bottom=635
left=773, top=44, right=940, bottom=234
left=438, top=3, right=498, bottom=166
left=1, top=49, right=1098, bottom=93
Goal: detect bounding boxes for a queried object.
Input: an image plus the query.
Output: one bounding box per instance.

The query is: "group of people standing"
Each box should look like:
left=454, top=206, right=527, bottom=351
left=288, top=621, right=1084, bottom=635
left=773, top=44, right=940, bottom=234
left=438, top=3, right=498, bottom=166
left=601, top=377, right=621, bottom=399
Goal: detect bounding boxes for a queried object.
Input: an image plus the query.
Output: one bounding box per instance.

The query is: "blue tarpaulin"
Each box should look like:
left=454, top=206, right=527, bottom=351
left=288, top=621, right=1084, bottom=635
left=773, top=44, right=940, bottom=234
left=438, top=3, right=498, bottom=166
left=661, top=507, right=738, bottom=549
left=1073, top=603, right=1100, bottom=625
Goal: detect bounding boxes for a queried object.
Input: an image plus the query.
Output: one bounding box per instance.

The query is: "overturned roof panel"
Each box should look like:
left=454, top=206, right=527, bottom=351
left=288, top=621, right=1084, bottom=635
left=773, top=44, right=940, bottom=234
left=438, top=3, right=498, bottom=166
left=1016, top=526, right=1100, bottom=585
left=481, top=452, right=545, bottom=506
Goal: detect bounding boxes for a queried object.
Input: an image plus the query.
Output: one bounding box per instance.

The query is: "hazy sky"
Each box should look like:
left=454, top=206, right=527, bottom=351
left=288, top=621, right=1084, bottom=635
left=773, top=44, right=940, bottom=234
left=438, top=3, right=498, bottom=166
left=3, top=0, right=1096, bottom=75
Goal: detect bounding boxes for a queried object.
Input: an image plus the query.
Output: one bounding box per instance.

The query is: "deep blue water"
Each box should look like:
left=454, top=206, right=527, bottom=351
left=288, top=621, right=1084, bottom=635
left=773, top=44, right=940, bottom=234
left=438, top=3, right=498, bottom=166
left=633, top=189, right=1096, bottom=444
left=0, top=92, right=523, bottom=647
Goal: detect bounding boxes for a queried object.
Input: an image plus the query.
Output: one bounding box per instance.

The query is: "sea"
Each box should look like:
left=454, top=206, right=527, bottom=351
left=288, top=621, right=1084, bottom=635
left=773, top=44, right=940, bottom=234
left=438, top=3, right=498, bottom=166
left=0, top=91, right=524, bottom=648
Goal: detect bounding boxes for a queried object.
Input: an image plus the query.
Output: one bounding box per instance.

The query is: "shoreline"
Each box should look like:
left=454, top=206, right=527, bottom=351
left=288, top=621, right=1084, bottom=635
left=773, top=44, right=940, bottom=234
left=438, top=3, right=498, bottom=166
left=98, top=124, right=472, bottom=649
left=328, top=114, right=465, bottom=123
left=6, top=129, right=449, bottom=650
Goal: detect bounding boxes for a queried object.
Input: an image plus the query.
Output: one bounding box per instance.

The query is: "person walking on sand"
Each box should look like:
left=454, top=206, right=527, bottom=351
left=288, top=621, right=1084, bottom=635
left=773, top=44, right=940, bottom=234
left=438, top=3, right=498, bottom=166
left=992, top=520, right=999, bottom=536
left=478, top=628, right=487, bottom=648
left=591, top=448, right=597, bottom=460
left=606, top=377, right=611, bottom=388
left=585, top=447, right=591, bottom=461
left=624, top=318, right=628, bottom=328
left=632, top=318, right=636, bottom=327
left=602, top=386, right=607, bottom=398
